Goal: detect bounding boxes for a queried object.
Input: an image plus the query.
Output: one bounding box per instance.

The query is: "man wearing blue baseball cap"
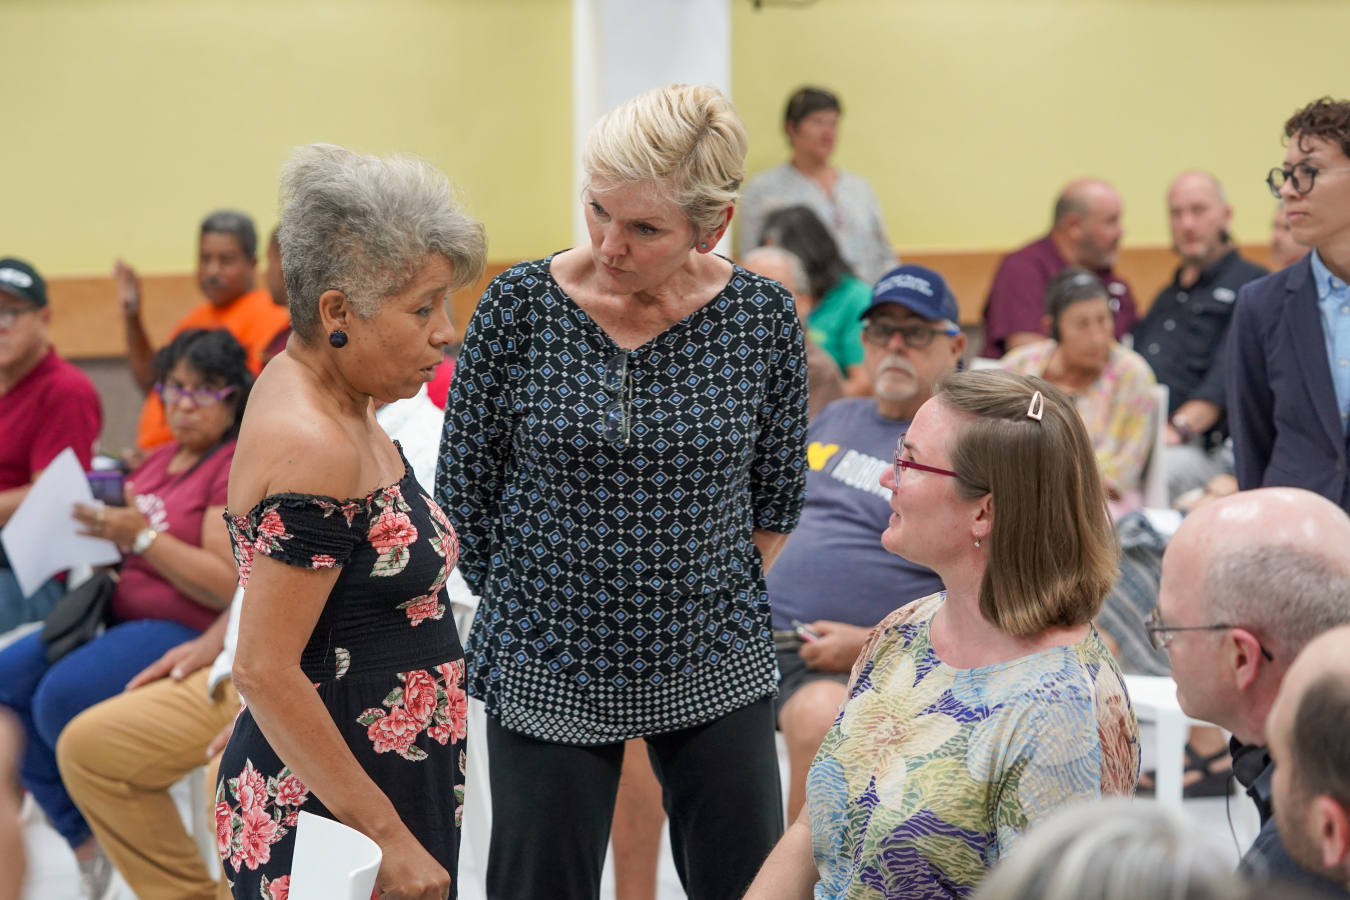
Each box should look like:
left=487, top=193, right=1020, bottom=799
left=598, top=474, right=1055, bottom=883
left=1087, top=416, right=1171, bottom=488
left=766, top=264, right=965, bottom=820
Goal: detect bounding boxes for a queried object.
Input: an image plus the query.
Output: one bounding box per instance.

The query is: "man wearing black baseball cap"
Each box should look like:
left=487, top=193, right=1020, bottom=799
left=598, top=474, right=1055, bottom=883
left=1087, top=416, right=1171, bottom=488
left=0, top=257, right=103, bottom=630
left=766, top=264, right=965, bottom=821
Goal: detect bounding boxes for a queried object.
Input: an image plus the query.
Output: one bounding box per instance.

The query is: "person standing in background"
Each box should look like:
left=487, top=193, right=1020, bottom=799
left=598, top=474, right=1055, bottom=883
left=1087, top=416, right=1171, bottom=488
left=0, top=257, right=103, bottom=632
left=981, top=179, right=1136, bottom=357
left=116, top=211, right=290, bottom=450
left=1229, top=98, right=1350, bottom=512
left=738, top=87, right=897, bottom=287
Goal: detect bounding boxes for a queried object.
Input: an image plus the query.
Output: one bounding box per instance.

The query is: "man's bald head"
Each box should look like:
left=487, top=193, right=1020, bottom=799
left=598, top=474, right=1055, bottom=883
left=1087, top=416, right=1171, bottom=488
left=1176, top=488, right=1350, bottom=657
left=1159, top=488, right=1350, bottom=741
left=1051, top=179, right=1123, bottom=270
left=1168, top=170, right=1232, bottom=269
left=1267, top=625, right=1350, bottom=886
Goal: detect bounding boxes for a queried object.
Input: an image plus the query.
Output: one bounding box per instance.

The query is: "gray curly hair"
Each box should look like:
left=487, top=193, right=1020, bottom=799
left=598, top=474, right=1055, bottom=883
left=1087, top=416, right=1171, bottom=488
left=278, top=143, right=488, bottom=342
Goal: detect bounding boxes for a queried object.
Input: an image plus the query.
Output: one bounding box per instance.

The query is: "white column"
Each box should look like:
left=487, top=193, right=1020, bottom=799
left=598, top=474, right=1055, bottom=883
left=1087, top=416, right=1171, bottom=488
left=571, top=0, right=733, bottom=250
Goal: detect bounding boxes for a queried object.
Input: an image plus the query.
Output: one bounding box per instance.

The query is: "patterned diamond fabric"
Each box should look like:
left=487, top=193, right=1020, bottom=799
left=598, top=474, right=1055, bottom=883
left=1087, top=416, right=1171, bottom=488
left=437, top=255, right=809, bottom=744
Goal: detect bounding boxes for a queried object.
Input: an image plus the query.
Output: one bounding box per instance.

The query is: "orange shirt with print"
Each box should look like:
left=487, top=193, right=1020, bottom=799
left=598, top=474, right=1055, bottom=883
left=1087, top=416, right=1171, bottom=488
left=135, top=288, right=289, bottom=449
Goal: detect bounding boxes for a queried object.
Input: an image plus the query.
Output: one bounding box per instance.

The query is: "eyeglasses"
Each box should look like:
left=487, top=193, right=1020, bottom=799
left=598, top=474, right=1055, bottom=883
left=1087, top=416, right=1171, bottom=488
left=862, top=319, right=959, bottom=350
left=601, top=351, right=631, bottom=448
left=893, top=433, right=960, bottom=484
left=155, top=382, right=237, bottom=409
left=1266, top=163, right=1350, bottom=198
left=0, top=304, right=40, bottom=330
left=1144, top=608, right=1274, bottom=662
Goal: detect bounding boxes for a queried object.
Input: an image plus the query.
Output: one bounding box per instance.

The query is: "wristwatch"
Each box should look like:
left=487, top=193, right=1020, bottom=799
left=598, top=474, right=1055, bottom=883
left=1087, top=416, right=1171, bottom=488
left=132, top=528, right=159, bottom=555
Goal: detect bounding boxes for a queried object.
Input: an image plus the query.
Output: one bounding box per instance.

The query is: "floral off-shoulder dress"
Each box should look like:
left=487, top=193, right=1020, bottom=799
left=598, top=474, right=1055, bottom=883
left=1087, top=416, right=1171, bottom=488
left=216, top=449, right=467, bottom=900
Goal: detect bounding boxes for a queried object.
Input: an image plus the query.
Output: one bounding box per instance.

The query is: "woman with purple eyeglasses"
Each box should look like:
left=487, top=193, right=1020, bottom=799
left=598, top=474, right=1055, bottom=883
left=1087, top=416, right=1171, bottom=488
left=0, top=327, right=247, bottom=892
left=746, top=369, right=1139, bottom=900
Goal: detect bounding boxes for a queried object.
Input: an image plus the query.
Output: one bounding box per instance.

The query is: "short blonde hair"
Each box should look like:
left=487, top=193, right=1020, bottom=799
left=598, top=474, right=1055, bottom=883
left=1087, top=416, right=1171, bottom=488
left=583, top=84, right=748, bottom=240
left=279, top=143, right=488, bottom=342
left=935, top=369, right=1120, bottom=636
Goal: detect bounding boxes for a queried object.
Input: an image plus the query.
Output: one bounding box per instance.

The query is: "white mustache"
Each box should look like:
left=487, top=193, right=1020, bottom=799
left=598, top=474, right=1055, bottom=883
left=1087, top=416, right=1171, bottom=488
left=877, top=356, right=917, bottom=378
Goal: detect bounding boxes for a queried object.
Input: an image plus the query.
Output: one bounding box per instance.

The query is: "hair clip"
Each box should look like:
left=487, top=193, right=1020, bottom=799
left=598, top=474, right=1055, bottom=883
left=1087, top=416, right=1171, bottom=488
left=1026, top=390, right=1044, bottom=421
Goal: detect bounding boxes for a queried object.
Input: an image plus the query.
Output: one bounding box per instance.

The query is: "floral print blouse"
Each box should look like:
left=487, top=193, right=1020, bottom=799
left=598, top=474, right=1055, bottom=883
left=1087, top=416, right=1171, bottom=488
left=807, top=593, right=1139, bottom=899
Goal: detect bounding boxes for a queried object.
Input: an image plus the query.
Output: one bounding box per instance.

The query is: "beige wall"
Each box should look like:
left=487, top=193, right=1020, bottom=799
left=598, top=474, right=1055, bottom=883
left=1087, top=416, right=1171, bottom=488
left=1, top=0, right=573, bottom=277
left=732, top=0, right=1350, bottom=251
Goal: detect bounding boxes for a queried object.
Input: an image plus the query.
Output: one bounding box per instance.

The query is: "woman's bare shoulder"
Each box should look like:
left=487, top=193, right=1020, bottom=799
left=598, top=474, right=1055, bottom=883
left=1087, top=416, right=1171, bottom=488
left=228, top=367, right=365, bottom=511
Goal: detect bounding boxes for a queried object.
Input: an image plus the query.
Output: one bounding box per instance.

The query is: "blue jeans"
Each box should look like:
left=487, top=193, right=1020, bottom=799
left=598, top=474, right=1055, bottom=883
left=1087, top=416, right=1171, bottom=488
left=0, top=567, right=65, bottom=635
left=0, top=619, right=200, bottom=847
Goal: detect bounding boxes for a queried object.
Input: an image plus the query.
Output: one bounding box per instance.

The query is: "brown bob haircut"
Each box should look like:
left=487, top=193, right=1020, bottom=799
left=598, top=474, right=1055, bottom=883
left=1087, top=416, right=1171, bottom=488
left=1285, top=97, right=1350, bottom=160
left=934, top=369, right=1120, bottom=636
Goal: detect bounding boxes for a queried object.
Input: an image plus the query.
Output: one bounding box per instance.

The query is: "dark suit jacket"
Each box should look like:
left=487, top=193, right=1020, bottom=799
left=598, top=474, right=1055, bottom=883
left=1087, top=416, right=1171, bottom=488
left=1227, top=256, right=1350, bottom=511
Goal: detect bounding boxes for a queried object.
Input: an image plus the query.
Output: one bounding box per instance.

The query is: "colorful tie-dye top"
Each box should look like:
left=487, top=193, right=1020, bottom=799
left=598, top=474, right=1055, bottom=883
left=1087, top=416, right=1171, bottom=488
left=807, top=593, right=1139, bottom=900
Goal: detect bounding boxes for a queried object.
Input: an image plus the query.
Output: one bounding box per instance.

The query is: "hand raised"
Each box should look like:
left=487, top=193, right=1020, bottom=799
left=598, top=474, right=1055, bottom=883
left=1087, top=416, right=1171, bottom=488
left=113, top=259, right=142, bottom=318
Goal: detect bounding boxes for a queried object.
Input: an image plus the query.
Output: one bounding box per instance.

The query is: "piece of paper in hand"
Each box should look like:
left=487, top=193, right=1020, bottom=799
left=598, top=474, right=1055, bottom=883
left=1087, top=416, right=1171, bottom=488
left=0, top=447, right=122, bottom=598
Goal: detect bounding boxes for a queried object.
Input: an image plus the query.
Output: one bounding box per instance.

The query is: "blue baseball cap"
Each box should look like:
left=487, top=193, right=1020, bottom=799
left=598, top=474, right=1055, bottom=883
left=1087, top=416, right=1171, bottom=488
left=859, top=264, right=960, bottom=328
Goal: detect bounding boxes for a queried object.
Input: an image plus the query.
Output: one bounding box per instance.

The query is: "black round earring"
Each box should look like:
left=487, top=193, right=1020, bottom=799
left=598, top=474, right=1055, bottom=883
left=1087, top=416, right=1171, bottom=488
left=328, top=330, right=348, bottom=348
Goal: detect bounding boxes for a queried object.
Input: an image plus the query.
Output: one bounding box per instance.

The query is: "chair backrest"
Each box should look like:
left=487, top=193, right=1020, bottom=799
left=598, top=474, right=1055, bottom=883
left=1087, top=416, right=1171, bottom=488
left=288, top=811, right=383, bottom=900
left=1141, top=383, right=1171, bottom=510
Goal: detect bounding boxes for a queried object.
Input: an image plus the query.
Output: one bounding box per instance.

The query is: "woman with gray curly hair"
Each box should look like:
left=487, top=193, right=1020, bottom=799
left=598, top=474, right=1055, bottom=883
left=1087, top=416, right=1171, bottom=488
left=437, top=84, right=809, bottom=900
left=217, top=143, right=485, bottom=900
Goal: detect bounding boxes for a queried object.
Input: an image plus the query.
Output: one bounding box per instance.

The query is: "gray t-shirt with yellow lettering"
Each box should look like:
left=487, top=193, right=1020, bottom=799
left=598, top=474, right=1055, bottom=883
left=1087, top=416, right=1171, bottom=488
left=768, top=398, right=944, bottom=631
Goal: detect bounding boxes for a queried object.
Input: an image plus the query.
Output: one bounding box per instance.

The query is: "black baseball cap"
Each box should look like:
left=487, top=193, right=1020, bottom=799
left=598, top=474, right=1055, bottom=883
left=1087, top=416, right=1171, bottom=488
left=0, top=258, right=47, bottom=307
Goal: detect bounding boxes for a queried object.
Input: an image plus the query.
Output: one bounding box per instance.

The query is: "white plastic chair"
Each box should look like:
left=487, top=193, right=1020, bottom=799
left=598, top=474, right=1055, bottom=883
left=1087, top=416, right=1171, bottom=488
left=288, top=811, right=382, bottom=900
left=1141, top=383, right=1171, bottom=510
left=1121, top=674, right=1213, bottom=809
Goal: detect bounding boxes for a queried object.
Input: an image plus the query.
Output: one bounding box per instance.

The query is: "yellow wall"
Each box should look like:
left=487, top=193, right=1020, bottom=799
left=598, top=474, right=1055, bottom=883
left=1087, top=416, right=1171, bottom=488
left=733, top=0, right=1350, bottom=251
left=1, top=0, right=573, bottom=276
left=7, top=0, right=1350, bottom=279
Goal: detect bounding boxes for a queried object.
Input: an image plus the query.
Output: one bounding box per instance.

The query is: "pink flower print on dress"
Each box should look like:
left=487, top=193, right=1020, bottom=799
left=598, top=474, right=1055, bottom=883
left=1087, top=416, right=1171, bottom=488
left=436, top=660, right=469, bottom=744
left=262, top=874, right=290, bottom=900
left=362, top=705, right=423, bottom=757
left=397, top=593, right=445, bottom=627
left=402, top=669, right=439, bottom=725
left=235, top=762, right=269, bottom=813
left=252, top=505, right=293, bottom=560
left=227, top=515, right=256, bottom=587
left=232, top=805, right=280, bottom=871
left=368, top=509, right=417, bottom=577
left=214, top=801, right=233, bottom=856
left=311, top=554, right=338, bottom=569
left=273, top=774, right=308, bottom=809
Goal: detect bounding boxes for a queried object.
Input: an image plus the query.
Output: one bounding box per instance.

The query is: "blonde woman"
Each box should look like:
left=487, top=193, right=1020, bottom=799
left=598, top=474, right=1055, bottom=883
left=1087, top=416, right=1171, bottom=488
left=746, top=370, right=1139, bottom=900
left=437, top=84, right=809, bottom=900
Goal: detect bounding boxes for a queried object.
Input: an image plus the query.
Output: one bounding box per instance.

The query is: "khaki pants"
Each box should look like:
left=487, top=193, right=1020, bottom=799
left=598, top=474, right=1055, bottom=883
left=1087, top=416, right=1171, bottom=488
left=56, top=667, right=238, bottom=900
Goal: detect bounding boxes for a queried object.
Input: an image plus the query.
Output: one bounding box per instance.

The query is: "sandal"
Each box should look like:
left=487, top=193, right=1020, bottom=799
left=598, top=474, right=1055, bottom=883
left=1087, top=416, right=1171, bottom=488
left=1182, top=744, right=1233, bottom=798
left=1133, top=744, right=1233, bottom=798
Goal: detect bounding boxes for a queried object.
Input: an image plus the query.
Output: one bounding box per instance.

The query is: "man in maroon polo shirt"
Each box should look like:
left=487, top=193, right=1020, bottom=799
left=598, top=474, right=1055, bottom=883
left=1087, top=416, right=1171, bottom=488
left=981, top=178, right=1138, bottom=357
left=0, top=257, right=103, bottom=632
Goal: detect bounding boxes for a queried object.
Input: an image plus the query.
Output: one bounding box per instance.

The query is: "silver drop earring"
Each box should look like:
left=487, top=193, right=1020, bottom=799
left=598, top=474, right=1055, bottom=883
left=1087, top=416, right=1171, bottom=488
left=974, top=539, right=981, bottom=548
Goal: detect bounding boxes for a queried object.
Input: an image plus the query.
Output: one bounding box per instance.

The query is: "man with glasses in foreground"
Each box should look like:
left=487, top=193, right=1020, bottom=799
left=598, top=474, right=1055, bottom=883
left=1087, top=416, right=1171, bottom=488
left=0, top=257, right=102, bottom=632
left=765, top=264, right=964, bottom=821
left=1229, top=97, right=1350, bottom=514
left=1152, top=485, right=1350, bottom=892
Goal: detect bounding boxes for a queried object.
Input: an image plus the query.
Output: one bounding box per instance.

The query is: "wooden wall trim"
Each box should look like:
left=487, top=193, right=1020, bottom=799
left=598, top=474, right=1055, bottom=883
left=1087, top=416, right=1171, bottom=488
left=47, top=247, right=1272, bottom=358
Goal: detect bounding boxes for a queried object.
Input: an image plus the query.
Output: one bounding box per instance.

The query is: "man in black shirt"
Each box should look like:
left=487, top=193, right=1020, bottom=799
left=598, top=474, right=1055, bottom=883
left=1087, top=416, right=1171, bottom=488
left=1132, top=171, right=1267, bottom=499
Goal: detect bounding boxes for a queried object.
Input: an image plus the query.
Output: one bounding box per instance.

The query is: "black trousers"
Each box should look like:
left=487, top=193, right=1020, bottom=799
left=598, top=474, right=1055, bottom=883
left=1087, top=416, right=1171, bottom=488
left=485, top=698, right=783, bottom=900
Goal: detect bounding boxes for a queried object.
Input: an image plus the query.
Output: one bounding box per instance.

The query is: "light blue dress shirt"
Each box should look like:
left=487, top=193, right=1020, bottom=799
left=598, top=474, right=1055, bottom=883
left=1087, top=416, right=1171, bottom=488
left=1312, top=249, right=1350, bottom=431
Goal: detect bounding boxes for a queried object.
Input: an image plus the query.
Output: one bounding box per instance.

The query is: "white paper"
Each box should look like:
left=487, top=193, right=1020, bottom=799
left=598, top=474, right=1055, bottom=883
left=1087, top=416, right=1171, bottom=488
left=1, top=447, right=122, bottom=597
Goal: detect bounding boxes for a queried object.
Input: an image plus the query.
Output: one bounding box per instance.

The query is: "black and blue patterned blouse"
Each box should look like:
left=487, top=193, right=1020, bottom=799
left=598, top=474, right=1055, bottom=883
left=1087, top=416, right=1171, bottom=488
left=436, top=255, right=809, bottom=744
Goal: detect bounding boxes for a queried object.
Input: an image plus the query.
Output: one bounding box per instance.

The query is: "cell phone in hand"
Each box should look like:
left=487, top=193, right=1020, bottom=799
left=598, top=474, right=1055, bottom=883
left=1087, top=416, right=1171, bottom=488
left=791, top=619, right=821, bottom=643
left=87, top=470, right=126, bottom=506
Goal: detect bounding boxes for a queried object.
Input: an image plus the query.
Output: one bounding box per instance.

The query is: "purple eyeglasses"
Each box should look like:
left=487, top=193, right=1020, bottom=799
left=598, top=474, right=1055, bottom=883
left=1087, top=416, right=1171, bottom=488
left=893, top=433, right=960, bottom=483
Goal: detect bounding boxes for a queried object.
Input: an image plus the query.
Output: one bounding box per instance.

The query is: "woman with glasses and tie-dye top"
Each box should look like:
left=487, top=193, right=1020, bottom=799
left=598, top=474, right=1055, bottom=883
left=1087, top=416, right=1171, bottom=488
left=437, top=84, right=809, bottom=900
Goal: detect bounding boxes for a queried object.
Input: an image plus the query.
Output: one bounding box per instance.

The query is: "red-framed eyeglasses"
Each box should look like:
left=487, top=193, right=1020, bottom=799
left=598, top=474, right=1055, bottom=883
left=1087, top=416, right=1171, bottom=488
left=893, top=433, right=960, bottom=482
